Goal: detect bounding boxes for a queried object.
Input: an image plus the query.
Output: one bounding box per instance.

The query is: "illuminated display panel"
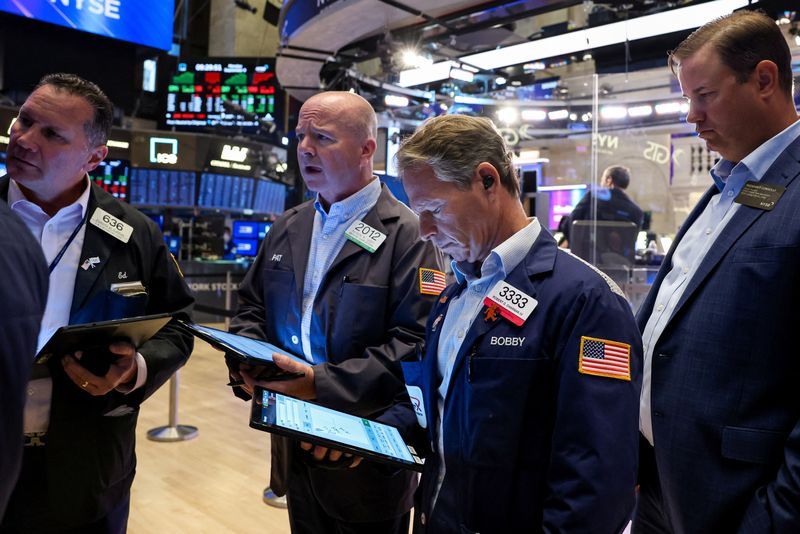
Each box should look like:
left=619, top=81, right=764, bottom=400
left=165, top=60, right=279, bottom=133
left=198, top=172, right=256, bottom=212
left=89, top=159, right=129, bottom=201
left=253, top=179, right=286, bottom=215
left=129, top=168, right=196, bottom=207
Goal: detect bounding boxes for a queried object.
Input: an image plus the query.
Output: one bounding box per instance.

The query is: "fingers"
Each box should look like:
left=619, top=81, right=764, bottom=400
left=61, top=354, right=106, bottom=396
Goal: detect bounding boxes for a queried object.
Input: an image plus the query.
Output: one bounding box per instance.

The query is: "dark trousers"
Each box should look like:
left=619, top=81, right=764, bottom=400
left=632, top=437, right=674, bottom=534
left=285, top=459, right=410, bottom=534
left=0, top=447, right=130, bottom=534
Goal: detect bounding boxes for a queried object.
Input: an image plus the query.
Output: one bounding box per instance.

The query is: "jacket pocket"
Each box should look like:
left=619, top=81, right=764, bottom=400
left=730, top=244, right=799, bottom=264
left=721, top=426, right=787, bottom=464
left=330, top=282, right=388, bottom=354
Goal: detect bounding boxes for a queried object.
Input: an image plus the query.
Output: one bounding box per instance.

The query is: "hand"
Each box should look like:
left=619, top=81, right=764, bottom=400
left=61, top=341, right=138, bottom=396
left=240, top=353, right=316, bottom=400
left=300, top=441, right=363, bottom=468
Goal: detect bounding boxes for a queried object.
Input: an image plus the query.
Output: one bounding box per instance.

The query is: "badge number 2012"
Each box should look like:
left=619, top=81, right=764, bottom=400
left=345, top=220, right=386, bottom=253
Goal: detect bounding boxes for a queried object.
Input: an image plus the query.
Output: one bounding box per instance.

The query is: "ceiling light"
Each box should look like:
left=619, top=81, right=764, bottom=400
left=655, top=101, right=681, bottom=114
left=401, top=49, right=433, bottom=68
left=449, top=67, right=475, bottom=82
left=582, top=52, right=592, bottom=61
left=497, top=107, right=519, bottom=124
left=521, top=109, right=547, bottom=121
left=600, top=106, right=627, bottom=119
left=581, top=113, right=592, bottom=122
left=548, top=109, right=569, bottom=120
left=281, top=136, right=289, bottom=146
left=569, top=113, right=578, bottom=121
left=398, top=0, right=749, bottom=86
left=384, top=94, right=409, bottom=107
left=495, top=76, right=507, bottom=85
left=627, top=105, right=653, bottom=118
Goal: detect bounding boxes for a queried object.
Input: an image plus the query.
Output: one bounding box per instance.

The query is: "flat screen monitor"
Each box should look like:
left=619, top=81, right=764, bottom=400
left=233, top=220, right=258, bottom=239
left=164, top=59, right=281, bottom=134
left=570, top=220, right=639, bottom=268
left=198, top=173, right=256, bottom=211
left=0, top=0, right=174, bottom=50
left=539, top=186, right=587, bottom=231
left=89, top=159, right=129, bottom=201
left=129, top=168, right=196, bottom=208
left=252, top=179, right=285, bottom=215
left=258, top=222, right=272, bottom=239
left=233, top=238, right=258, bottom=257
left=165, top=235, right=181, bottom=255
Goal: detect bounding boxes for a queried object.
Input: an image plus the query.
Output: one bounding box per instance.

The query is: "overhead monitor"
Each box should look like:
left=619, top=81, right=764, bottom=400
left=0, top=0, right=174, bottom=50
left=131, top=132, right=199, bottom=171
left=203, top=138, right=262, bottom=176
left=198, top=172, right=256, bottom=212
left=164, top=59, right=281, bottom=134
left=89, top=159, right=129, bottom=201
left=233, top=238, right=259, bottom=257
left=129, top=168, right=196, bottom=208
left=233, top=220, right=258, bottom=239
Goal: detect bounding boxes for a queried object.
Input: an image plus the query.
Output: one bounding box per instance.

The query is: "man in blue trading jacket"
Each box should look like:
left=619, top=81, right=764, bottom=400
left=566, top=165, right=644, bottom=240
left=391, top=114, right=642, bottom=533
left=228, top=91, right=445, bottom=533
left=635, top=10, right=800, bottom=533
left=0, top=202, right=48, bottom=520
left=0, top=74, right=194, bottom=533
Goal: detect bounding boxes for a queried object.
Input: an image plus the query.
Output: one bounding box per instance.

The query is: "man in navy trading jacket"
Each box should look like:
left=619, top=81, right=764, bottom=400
left=228, top=91, right=445, bottom=533
left=393, top=114, right=642, bottom=533
left=635, top=10, right=800, bottom=533
left=0, top=74, right=194, bottom=533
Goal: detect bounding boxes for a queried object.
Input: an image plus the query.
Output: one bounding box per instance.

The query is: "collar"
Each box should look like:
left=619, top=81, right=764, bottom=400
left=313, top=178, right=381, bottom=221
left=710, top=117, right=800, bottom=192
left=453, top=217, right=542, bottom=284
left=9, top=174, right=91, bottom=219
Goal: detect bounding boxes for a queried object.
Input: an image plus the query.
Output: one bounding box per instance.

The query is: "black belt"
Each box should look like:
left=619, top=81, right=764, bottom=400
left=23, top=432, right=46, bottom=447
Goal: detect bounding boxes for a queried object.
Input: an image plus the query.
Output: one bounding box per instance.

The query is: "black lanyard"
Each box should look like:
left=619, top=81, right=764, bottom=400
left=48, top=210, right=89, bottom=274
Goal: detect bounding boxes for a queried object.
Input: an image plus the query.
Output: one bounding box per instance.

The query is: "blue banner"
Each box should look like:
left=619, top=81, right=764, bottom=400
left=0, top=0, right=174, bottom=50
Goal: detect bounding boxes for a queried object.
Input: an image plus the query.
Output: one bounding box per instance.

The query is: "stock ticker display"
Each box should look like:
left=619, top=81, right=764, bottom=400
left=89, top=159, right=129, bottom=201
left=165, top=60, right=278, bottom=132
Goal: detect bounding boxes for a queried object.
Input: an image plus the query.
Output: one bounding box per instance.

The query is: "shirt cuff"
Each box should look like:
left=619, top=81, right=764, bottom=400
left=115, top=351, right=148, bottom=394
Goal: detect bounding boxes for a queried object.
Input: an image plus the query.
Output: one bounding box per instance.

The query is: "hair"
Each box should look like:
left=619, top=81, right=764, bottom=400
left=604, top=165, right=631, bottom=189
left=34, top=73, right=113, bottom=146
left=668, top=10, right=793, bottom=98
left=396, top=114, right=519, bottom=196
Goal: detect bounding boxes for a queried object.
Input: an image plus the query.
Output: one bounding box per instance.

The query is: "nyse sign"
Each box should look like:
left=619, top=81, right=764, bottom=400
left=49, top=0, right=121, bottom=20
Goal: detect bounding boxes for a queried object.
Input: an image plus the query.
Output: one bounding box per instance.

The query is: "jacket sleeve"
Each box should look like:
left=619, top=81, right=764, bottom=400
left=313, top=233, right=444, bottom=417
left=736, top=420, right=800, bottom=533
left=542, top=283, right=642, bottom=533
left=125, top=220, right=195, bottom=405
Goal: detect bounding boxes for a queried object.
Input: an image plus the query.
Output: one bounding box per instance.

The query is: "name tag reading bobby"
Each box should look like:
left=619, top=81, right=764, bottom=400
left=484, top=280, right=537, bottom=326
left=735, top=181, right=785, bottom=211
left=345, top=220, right=386, bottom=253
left=90, top=207, right=133, bottom=243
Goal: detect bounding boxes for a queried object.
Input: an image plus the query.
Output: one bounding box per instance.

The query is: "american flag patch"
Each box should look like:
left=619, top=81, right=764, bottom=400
left=578, top=336, right=631, bottom=381
left=419, top=268, right=446, bottom=295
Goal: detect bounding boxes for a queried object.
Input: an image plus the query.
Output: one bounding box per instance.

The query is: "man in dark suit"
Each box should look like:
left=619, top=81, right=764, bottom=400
left=635, top=10, right=800, bottom=533
left=229, top=91, right=444, bottom=533
left=565, top=165, right=644, bottom=242
left=0, top=203, right=47, bottom=520
left=0, top=73, right=194, bottom=533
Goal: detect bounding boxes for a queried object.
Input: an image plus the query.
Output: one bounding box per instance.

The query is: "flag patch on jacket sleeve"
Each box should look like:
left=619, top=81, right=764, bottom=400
left=419, top=268, right=446, bottom=295
left=578, top=336, right=631, bottom=381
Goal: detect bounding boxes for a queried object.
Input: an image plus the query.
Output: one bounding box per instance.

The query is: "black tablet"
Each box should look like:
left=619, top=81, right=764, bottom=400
left=178, top=321, right=307, bottom=368
left=250, top=387, right=424, bottom=473
left=35, top=313, right=173, bottom=365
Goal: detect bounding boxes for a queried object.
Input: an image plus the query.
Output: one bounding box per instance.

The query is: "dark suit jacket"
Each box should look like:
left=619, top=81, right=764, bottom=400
left=637, top=135, right=800, bottom=533
left=0, top=177, right=195, bottom=527
left=0, top=202, right=47, bottom=520
left=567, top=187, right=644, bottom=240
left=231, top=184, right=444, bottom=522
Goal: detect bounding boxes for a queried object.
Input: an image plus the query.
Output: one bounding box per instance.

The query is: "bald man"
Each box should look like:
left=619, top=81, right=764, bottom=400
left=228, top=91, right=445, bottom=533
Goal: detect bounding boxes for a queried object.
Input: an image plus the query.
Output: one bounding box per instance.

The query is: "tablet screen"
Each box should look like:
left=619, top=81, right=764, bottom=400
left=255, top=389, right=422, bottom=470
left=187, top=323, right=306, bottom=365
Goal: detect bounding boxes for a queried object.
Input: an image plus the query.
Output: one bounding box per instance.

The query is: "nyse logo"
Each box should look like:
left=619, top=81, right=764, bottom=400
left=221, top=144, right=249, bottom=163
left=50, top=0, right=121, bottom=21
left=150, top=137, right=178, bottom=165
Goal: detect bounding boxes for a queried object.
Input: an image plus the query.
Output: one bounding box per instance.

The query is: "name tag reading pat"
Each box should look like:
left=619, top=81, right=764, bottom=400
left=90, top=207, right=133, bottom=243
left=484, top=280, right=537, bottom=326
left=345, top=220, right=386, bottom=253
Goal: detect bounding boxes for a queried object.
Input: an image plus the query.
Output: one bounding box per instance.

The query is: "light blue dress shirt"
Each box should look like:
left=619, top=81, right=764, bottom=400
left=299, top=178, right=382, bottom=363
left=431, top=217, right=541, bottom=509
left=640, top=118, right=800, bottom=445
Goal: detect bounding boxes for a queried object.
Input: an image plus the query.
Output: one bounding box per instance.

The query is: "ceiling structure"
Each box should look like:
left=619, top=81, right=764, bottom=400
left=275, top=0, right=799, bottom=134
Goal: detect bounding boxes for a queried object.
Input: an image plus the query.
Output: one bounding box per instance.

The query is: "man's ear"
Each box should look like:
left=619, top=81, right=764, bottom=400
left=753, top=60, right=780, bottom=98
left=475, top=162, right=500, bottom=192
left=362, top=137, right=377, bottom=160
left=84, top=144, right=109, bottom=174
